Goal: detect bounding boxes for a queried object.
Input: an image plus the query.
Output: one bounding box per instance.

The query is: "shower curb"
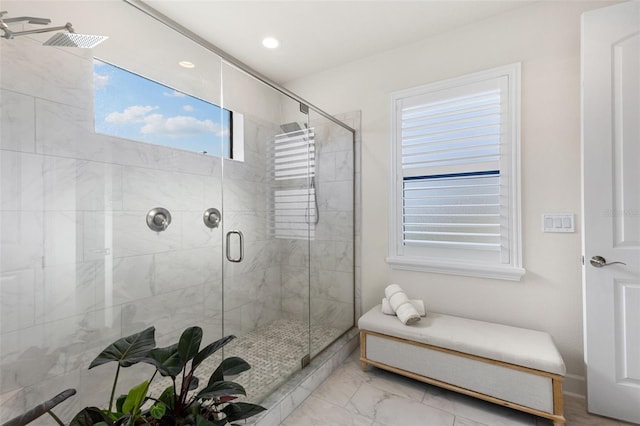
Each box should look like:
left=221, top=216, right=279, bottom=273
left=248, top=327, right=360, bottom=426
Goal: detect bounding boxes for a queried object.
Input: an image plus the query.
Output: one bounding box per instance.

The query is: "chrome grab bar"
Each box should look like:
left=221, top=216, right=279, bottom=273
left=226, top=230, right=244, bottom=263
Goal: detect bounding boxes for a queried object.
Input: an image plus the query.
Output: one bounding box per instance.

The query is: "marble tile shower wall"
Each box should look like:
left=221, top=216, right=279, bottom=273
left=0, top=37, right=280, bottom=423
left=280, top=115, right=356, bottom=336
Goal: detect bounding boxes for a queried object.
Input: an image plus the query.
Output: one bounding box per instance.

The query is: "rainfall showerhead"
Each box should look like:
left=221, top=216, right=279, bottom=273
left=0, top=11, right=107, bottom=48
left=43, top=31, right=108, bottom=48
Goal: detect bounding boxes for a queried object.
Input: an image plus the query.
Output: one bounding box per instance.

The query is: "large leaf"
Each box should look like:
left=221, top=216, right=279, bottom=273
left=208, top=357, right=250, bottom=385
left=122, top=381, right=148, bottom=415
left=221, top=402, right=266, bottom=422
left=69, top=407, right=113, bottom=426
left=196, top=381, right=246, bottom=399
left=178, top=326, right=203, bottom=364
left=144, top=343, right=183, bottom=377
left=193, top=335, right=236, bottom=372
left=89, top=326, right=156, bottom=369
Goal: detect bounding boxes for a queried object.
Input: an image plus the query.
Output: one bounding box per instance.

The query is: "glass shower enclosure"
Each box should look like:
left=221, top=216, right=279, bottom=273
left=0, top=0, right=355, bottom=422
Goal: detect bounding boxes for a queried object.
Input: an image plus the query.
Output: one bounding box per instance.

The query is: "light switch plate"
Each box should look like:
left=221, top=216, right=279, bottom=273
left=543, top=213, right=575, bottom=232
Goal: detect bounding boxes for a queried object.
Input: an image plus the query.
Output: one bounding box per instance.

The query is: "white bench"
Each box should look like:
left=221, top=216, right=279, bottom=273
left=358, top=306, right=566, bottom=425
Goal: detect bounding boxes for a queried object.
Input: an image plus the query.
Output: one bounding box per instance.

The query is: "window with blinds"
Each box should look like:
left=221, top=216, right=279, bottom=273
left=270, top=127, right=316, bottom=240
left=388, top=63, right=524, bottom=280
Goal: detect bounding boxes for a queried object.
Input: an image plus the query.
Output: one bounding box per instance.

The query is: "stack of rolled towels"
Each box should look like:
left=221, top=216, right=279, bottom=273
left=383, top=284, right=425, bottom=325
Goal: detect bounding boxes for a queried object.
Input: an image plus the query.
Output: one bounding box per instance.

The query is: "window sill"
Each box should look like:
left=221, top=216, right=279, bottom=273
left=386, top=256, right=526, bottom=281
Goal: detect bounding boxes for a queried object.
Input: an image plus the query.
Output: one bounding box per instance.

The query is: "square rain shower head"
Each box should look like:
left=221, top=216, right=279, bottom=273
left=43, top=32, right=108, bottom=48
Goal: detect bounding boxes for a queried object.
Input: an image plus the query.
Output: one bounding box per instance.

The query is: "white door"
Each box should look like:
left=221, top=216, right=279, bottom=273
left=582, top=1, right=640, bottom=423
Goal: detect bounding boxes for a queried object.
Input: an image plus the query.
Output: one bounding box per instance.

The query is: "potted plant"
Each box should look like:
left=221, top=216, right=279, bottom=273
left=70, top=325, right=265, bottom=426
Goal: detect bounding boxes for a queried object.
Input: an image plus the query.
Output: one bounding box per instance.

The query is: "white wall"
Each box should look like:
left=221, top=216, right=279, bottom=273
left=286, top=0, right=613, bottom=395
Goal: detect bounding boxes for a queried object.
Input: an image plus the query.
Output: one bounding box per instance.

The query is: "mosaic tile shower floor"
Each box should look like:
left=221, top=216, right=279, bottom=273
left=149, top=319, right=343, bottom=404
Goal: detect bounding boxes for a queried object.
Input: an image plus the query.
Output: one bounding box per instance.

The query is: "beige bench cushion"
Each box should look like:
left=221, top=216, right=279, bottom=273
left=358, top=306, right=566, bottom=376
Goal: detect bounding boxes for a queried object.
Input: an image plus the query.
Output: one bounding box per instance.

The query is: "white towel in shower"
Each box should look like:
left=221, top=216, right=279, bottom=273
left=384, top=284, right=421, bottom=325
left=381, top=298, right=426, bottom=317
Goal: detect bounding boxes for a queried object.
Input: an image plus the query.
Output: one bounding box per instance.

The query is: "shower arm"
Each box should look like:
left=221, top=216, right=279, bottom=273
left=1, top=22, right=73, bottom=40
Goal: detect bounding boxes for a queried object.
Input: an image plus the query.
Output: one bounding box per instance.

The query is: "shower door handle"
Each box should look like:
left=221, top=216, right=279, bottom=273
left=225, top=230, right=244, bottom=263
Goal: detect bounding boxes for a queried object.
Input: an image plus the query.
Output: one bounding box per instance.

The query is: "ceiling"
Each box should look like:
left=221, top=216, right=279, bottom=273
left=142, top=1, right=535, bottom=84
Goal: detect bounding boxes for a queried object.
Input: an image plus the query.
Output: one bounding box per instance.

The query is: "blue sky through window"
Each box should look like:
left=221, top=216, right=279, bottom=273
left=93, top=59, right=231, bottom=157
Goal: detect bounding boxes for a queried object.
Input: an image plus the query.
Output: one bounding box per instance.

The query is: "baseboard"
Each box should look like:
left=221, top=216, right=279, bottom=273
left=563, top=373, right=586, bottom=397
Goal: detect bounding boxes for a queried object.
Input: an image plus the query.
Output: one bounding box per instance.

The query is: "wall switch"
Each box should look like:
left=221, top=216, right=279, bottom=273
left=543, top=213, right=575, bottom=232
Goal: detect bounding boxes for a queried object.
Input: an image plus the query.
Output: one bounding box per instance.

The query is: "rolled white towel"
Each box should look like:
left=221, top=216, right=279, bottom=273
left=381, top=298, right=426, bottom=316
left=384, top=284, right=421, bottom=325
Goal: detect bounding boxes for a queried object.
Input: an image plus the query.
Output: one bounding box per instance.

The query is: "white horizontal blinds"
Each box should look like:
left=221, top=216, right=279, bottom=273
left=271, top=127, right=315, bottom=240
left=403, top=172, right=501, bottom=249
left=273, top=188, right=316, bottom=239
left=272, top=128, right=315, bottom=180
left=400, top=78, right=506, bottom=251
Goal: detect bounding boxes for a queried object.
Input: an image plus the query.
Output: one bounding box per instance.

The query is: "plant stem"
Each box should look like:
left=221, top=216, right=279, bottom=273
left=47, top=411, right=66, bottom=426
left=108, top=364, right=121, bottom=413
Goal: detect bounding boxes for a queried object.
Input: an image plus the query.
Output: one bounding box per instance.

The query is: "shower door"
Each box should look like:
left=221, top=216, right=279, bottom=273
left=220, top=61, right=312, bottom=402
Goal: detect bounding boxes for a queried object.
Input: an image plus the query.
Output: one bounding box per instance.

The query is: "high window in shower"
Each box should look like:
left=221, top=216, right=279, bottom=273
left=93, top=59, right=235, bottom=158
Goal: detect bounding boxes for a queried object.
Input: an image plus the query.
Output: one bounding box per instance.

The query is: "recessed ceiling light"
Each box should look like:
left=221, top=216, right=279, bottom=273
left=262, top=37, right=279, bottom=49
left=179, top=60, right=195, bottom=69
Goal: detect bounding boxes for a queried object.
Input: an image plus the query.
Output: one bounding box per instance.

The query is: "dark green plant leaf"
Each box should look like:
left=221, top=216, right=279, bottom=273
left=158, top=386, right=175, bottom=408
left=222, top=402, right=266, bottom=422
left=189, top=376, right=200, bottom=391
left=122, top=380, right=148, bottom=415
left=115, top=394, right=126, bottom=414
left=89, top=326, right=156, bottom=369
left=145, top=343, right=183, bottom=377
left=196, top=381, right=246, bottom=399
left=194, top=414, right=218, bottom=426
left=3, top=388, right=76, bottom=426
left=149, top=402, right=166, bottom=419
left=209, top=357, right=250, bottom=385
left=178, top=326, right=203, bottom=364
left=69, top=407, right=113, bottom=426
left=193, top=335, right=236, bottom=372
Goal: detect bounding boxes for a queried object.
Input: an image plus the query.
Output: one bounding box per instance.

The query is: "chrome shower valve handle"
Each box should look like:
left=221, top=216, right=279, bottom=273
left=147, top=207, right=172, bottom=232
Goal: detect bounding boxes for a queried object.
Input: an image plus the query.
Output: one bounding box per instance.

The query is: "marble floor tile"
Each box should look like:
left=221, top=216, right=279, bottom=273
left=282, top=395, right=373, bottom=426
left=282, top=348, right=637, bottom=426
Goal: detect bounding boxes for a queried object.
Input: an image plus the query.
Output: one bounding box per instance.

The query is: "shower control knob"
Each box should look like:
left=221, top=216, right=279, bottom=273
left=203, top=208, right=221, bottom=229
left=147, top=207, right=171, bottom=232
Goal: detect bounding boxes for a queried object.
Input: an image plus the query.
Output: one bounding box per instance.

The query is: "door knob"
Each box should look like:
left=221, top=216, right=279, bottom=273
left=589, top=255, right=626, bottom=268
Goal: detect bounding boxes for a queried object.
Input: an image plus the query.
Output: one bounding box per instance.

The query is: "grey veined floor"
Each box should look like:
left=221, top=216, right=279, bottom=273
left=282, top=349, right=638, bottom=426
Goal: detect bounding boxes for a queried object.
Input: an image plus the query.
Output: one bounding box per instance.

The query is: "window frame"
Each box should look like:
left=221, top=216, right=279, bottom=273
left=387, top=63, right=525, bottom=281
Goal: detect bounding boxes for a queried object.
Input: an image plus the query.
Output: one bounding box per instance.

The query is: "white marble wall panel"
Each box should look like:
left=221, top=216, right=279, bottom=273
left=120, top=285, right=204, bottom=338
left=121, top=166, right=205, bottom=211
left=315, top=211, right=354, bottom=242
left=35, top=99, right=103, bottom=161
left=42, top=155, right=78, bottom=211
left=0, top=211, right=44, bottom=272
left=224, top=179, right=270, bottom=213
left=110, top=211, right=182, bottom=258
left=0, top=38, right=93, bottom=110
left=181, top=211, right=223, bottom=249
left=0, top=151, right=43, bottom=211
left=223, top=266, right=280, bottom=311
left=154, top=247, right=218, bottom=294
left=0, top=269, right=36, bottom=333
left=311, top=271, right=354, bottom=304
left=35, top=262, right=99, bottom=323
left=76, top=161, right=123, bottom=211
left=222, top=211, right=270, bottom=243
left=109, top=254, right=154, bottom=305
left=43, top=211, right=83, bottom=266
left=0, top=89, right=35, bottom=153
left=317, top=180, right=353, bottom=212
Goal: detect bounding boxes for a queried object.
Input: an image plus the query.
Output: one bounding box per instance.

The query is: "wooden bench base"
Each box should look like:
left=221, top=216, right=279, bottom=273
left=360, top=330, right=566, bottom=426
